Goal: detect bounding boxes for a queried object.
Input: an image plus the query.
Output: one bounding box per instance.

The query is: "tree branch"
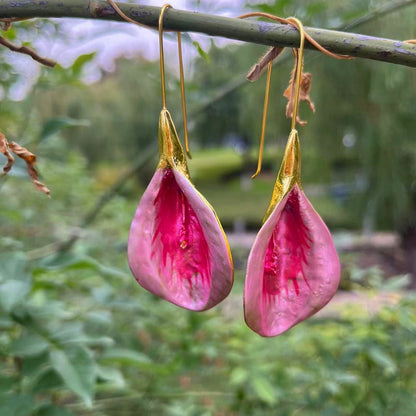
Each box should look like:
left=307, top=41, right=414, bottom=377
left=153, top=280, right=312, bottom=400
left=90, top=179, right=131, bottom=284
left=0, top=0, right=415, bottom=67
left=0, top=35, right=56, bottom=67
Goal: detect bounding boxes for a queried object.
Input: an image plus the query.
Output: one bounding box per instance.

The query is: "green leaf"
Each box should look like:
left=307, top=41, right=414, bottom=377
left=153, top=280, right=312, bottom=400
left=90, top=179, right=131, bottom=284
left=40, top=117, right=90, bottom=142
left=31, top=368, right=64, bottom=394
left=368, top=347, right=397, bottom=375
left=2, top=27, right=17, bottom=40
left=192, top=41, right=211, bottom=62
left=22, top=352, right=50, bottom=379
left=96, top=365, right=125, bottom=388
left=101, top=348, right=151, bottom=368
left=251, top=377, right=277, bottom=405
left=230, top=367, right=249, bottom=385
left=334, top=373, right=360, bottom=385
left=0, top=393, right=34, bottom=416
left=71, top=53, right=96, bottom=77
left=0, top=280, right=31, bottom=312
left=49, top=346, right=95, bottom=407
left=10, top=333, right=49, bottom=357
left=0, top=376, right=16, bottom=394
left=36, top=254, right=127, bottom=279
left=51, top=322, right=85, bottom=345
left=34, top=403, right=75, bottom=416
left=0, top=252, right=28, bottom=283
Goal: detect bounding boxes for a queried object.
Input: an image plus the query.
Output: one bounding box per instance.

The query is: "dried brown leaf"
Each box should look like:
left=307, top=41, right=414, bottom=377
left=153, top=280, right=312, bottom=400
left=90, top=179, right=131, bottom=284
left=8, top=141, right=51, bottom=196
left=283, top=61, right=315, bottom=126
left=247, top=47, right=284, bottom=81
left=0, top=132, right=15, bottom=175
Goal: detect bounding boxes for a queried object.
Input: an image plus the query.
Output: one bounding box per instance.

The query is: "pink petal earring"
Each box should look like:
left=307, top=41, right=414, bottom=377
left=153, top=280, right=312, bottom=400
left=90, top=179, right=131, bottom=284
left=244, top=18, right=340, bottom=337
left=128, top=4, right=233, bottom=311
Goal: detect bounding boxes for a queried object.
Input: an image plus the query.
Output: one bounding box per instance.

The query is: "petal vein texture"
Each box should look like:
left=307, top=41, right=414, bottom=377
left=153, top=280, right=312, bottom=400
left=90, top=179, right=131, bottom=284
left=244, top=184, right=340, bottom=336
left=128, top=168, right=233, bottom=311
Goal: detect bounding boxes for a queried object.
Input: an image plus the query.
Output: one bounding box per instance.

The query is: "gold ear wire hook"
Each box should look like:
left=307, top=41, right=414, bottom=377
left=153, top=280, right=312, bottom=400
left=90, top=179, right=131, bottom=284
left=287, top=17, right=306, bottom=131
left=158, top=4, right=191, bottom=158
left=252, top=18, right=305, bottom=178
left=240, top=12, right=341, bottom=178
left=252, top=61, right=272, bottom=179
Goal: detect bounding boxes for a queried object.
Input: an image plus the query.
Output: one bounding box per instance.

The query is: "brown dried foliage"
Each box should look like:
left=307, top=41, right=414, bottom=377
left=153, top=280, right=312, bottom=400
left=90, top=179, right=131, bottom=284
left=0, top=133, right=50, bottom=196
left=283, top=61, right=315, bottom=126
left=247, top=47, right=284, bottom=81
left=241, top=12, right=352, bottom=128
left=0, top=133, right=15, bottom=174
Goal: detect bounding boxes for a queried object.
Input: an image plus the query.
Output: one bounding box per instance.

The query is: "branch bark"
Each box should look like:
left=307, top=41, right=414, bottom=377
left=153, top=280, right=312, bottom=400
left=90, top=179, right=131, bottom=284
left=0, top=0, right=416, bottom=67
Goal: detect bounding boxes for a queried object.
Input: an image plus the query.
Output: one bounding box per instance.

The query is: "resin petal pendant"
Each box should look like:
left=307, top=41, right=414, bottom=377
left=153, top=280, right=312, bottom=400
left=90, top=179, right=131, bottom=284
left=244, top=130, right=340, bottom=336
left=128, top=109, right=234, bottom=311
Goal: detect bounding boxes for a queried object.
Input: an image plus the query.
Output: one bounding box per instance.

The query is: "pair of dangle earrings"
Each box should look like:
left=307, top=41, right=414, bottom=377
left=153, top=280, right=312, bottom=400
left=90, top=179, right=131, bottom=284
left=127, top=6, right=340, bottom=337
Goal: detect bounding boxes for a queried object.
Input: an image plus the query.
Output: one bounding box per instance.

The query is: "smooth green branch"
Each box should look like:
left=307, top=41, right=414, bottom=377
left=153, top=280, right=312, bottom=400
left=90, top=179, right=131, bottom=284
left=0, top=0, right=416, bottom=67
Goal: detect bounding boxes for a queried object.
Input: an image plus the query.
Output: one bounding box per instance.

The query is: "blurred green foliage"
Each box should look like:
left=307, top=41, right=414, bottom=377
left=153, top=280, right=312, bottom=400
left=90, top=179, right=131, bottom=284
left=0, top=121, right=415, bottom=415
left=1, top=224, right=415, bottom=415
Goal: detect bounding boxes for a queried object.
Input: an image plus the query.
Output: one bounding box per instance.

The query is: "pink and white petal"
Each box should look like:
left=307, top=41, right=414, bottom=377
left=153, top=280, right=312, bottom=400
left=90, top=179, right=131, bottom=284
left=128, top=169, right=167, bottom=300
left=173, top=170, right=233, bottom=310
left=128, top=168, right=233, bottom=311
left=244, top=184, right=340, bottom=336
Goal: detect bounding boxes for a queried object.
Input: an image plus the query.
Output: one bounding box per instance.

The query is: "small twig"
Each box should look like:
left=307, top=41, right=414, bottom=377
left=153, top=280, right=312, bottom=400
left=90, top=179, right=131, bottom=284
left=0, top=35, right=56, bottom=67
left=247, top=46, right=284, bottom=82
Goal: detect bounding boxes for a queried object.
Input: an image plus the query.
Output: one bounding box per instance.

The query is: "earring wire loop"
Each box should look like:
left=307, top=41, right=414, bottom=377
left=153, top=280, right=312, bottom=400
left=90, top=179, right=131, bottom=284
left=287, top=17, right=305, bottom=131
left=252, top=61, right=272, bottom=179
left=239, top=13, right=346, bottom=178
left=158, top=4, right=190, bottom=157
left=177, top=33, right=191, bottom=158
left=158, top=4, right=171, bottom=110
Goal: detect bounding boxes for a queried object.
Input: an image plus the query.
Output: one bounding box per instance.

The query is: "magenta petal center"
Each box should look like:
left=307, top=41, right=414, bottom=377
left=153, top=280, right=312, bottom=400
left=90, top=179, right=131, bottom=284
left=151, top=169, right=211, bottom=293
left=263, top=189, right=311, bottom=302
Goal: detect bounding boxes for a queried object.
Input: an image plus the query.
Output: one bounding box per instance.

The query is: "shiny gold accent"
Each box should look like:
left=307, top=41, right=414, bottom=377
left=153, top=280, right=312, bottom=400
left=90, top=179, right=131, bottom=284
left=158, top=4, right=171, bottom=109
left=286, top=17, right=305, bottom=131
left=252, top=61, right=272, bottom=179
left=158, top=4, right=190, bottom=157
left=157, top=108, right=191, bottom=180
left=156, top=108, right=233, bottom=266
left=177, top=32, right=191, bottom=158
left=156, top=6, right=231, bottom=266
left=262, top=18, right=305, bottom=222
left=263, top=129, right=301, bottom=222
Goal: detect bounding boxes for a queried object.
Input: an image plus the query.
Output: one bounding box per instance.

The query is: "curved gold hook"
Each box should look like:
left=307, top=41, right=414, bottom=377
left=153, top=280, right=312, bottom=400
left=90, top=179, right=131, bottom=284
left=251, top=19, right=305, bottom=178
left=286, top=17, right=306, bottom=131
left=240, top=13, right=345, bottom=178
left=159, top=4, right=191, bottom=158
left=252, top=61, right=272, bottom=179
